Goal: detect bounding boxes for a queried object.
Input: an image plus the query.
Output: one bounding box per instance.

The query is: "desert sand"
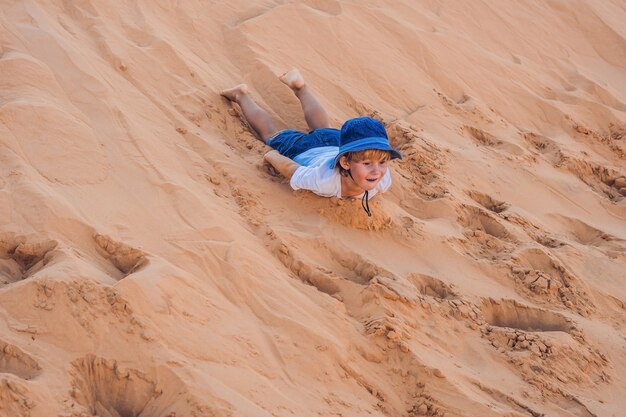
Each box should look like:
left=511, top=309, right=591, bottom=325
left=1, top=1, right=625, bottom=416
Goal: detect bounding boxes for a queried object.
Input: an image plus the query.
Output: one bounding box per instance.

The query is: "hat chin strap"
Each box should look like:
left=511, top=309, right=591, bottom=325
left=347, top=168, right=372, bottom=217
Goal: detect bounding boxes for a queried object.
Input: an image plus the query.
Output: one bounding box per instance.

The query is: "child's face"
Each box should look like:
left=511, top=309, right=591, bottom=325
left=345, top=158, right=389, bottom=191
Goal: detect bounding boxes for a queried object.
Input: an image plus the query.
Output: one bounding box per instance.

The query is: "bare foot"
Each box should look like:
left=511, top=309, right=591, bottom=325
left=279, top=69, right=305, bottom=91
left=220, top=84, right=249, bottom=102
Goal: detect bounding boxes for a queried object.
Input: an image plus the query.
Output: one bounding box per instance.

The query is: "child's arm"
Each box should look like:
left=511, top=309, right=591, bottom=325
left=263, top=150, right=301, bottom=180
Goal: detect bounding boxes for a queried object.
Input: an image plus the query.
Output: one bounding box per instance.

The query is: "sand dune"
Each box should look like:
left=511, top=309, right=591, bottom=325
left=1, top=1, right=625, bottom=416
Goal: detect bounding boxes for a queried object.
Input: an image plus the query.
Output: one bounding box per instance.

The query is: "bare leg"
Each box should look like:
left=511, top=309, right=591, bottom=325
left=220, top=84, right=278, bottom=141
left=280, top=69, right=330, bottom=130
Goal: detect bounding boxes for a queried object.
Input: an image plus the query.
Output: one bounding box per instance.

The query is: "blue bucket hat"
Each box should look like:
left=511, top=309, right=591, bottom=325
left=331, top=117, right=402, bottom=168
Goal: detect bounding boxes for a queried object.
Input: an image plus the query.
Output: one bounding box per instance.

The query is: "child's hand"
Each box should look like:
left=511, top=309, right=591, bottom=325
left=263, top=150, right=300, bottom=179
left=263, top=151, right=280, bottom=177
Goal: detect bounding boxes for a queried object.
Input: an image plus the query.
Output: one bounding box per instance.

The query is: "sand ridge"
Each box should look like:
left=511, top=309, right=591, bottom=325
left=1, top=1, right=625, bottom=416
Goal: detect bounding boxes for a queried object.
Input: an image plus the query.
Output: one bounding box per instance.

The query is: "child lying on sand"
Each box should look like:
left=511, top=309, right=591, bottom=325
left=220, top=69, right=401, bottom=216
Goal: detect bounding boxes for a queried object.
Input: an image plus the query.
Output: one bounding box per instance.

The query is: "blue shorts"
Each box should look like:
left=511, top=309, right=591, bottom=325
left=265, top=128, right=340, bottom=159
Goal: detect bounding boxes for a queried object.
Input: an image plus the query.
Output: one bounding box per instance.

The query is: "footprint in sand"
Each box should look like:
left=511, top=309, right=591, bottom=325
left=325, top=245, right=393, bottom=286
left=0, top=377, right=35, bottom=416
left=264, top=226, right=437, bottom=325
left=0, top=233, right=58, bottom=287
left=510, top=248, right=595, bottom=315
left=463, top=126, right=501, bottom=147
left=481, top=299, right=572, bottom=333
left=0, top=340, right=41, bottom=380
left=458, top=205, right=512, bottom=241
left=499, top=211, right=564, bottom=249
left=404, top=275, right=480, bottom=324
left=262, top=226, right=341, bottom=296
left=551, top=214, right=625, bottom=249
left=437, top=88, right=502, bottom=126
left=563, top=157, right=624, bottom=201
left=522, top=131, right=625, bottom=200
left=453, top=205, right=516, bottom=260
left=462, top=125, right=526, bottom=156
left=268, top=226, right=390, bottom=290
left=93, top=234, right=148, bottom=278
left=521, top=131, right=566, bottom=166
left=406, top=273, right=458, bottom=300
left=569, top=117, right=626, bottom=160
left=466, top=190, right=509, bottom=213
left=482, top=300, right=609, bottom=399
left=70, top=355, right=180, bottom=417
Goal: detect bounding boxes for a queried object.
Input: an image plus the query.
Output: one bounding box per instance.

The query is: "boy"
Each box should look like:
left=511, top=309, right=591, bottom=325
left=220, top=69, right=401, bottom=216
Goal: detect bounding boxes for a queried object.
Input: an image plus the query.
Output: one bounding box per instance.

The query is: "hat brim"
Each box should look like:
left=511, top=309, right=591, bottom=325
left=331, top=137, right=402, bottom=168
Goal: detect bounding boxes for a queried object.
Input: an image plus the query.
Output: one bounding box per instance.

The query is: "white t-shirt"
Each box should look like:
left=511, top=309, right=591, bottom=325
left=290, top=146, right=392, bottom=198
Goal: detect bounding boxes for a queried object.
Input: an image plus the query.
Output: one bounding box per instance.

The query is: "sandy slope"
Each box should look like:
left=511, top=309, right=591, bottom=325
left=1, top=1, right=625, bottom=416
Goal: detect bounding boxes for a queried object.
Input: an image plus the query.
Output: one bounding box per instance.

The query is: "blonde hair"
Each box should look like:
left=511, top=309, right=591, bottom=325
left=338, top=149, right=392, bottom=176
